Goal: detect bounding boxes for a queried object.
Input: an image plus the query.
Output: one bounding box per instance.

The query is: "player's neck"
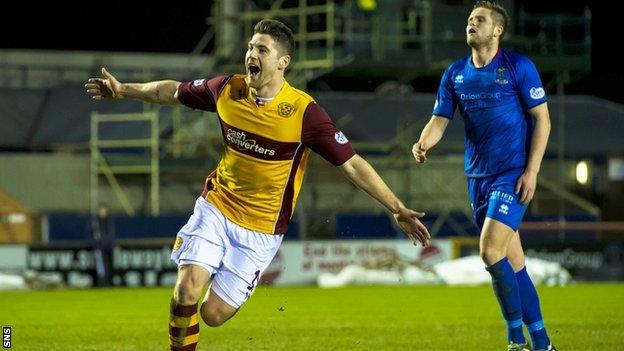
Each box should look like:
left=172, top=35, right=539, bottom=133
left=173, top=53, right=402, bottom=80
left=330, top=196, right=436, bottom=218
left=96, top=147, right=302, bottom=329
left=471, top=45, right=499, bottom=68
left=250, top=77, right=285, bottom=100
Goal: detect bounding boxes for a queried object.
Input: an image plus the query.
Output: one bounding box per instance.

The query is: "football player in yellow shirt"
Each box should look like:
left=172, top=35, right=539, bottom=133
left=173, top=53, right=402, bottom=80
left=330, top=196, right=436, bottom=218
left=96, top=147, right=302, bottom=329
left=86, top=19, right=430, bottom=351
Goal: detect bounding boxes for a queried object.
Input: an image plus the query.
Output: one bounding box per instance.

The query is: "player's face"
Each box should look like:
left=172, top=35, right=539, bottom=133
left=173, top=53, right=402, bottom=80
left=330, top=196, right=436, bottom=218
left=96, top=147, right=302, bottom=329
left=245, top=33, right=288, bottom=89
left=466, top=8, right=499, bottom=48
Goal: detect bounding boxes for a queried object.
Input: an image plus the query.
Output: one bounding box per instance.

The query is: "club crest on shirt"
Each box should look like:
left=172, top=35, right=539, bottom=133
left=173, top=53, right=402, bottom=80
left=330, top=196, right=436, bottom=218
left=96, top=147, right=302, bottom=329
left=495, top=68, right=508, bottom=84
left=172, top=236, right=184, bottom=251
left=277, top=102, right=295, bottom=117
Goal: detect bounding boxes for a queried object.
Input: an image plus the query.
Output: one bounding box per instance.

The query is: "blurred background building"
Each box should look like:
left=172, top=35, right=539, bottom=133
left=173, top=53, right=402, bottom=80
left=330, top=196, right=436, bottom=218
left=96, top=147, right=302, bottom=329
left=0, top=0, right=622, bottom=287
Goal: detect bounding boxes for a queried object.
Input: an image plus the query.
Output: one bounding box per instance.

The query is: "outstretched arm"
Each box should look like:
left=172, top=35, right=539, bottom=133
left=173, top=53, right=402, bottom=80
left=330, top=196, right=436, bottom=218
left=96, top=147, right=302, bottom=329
left=85, top=67, right=182, bottom=105
left=339, top=154, right=430, bottom=246
left=412, top=115, right=450, bottom=163
left=515, top=102, right=551, bottom=204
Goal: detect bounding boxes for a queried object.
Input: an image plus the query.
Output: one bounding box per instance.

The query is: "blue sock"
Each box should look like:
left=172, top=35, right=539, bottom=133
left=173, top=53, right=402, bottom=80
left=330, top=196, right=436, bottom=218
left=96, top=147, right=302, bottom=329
left=516, top=267, right=551, bottom=349
left=486, top=257, right=525, bottom=344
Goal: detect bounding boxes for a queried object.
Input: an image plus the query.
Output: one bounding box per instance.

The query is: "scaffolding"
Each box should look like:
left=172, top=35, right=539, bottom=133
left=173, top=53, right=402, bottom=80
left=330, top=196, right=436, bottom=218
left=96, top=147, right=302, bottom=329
left=205, top=0, right=437, bottom=85
left=90, top=112, right=160, bottom=216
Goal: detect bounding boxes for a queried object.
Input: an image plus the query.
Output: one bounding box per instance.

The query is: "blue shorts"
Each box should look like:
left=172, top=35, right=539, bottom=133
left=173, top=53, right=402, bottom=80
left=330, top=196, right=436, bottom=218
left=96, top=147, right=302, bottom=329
left=467, top=169, right=527, bottom=231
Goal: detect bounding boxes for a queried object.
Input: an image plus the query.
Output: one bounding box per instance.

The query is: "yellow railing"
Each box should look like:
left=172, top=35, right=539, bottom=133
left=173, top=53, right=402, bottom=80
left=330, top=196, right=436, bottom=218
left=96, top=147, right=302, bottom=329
left=90, top=112, right=160, bottom=216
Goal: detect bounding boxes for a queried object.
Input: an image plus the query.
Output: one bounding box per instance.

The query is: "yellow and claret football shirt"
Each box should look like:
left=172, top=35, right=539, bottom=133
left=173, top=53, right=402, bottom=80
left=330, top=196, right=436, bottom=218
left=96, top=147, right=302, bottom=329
left=177, top=75, right=356, bottom=234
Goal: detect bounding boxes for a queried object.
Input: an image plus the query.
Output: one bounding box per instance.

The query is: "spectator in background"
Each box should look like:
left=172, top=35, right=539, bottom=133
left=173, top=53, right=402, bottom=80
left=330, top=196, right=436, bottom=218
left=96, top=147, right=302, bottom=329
left=91, top=202, right=115, bottom=287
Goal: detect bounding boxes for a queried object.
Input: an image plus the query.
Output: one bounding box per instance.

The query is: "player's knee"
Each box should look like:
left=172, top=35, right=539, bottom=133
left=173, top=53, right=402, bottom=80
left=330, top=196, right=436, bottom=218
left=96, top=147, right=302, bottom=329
left=200, top=300, right=237, bottom=327
left=173, top=281, right=202, bottom=305
left=200, top=310, right=227, bottom=327
left=508, top=256, right=525, bottom=272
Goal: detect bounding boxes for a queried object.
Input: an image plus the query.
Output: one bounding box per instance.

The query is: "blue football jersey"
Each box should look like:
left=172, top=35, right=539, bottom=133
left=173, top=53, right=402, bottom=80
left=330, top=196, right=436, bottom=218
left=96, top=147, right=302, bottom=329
left=432, top=50, right=547, bottom=177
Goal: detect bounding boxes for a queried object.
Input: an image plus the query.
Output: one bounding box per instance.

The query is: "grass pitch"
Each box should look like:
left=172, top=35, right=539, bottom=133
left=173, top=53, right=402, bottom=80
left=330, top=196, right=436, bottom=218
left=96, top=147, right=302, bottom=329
left=1, top=283, right=622, bottom=350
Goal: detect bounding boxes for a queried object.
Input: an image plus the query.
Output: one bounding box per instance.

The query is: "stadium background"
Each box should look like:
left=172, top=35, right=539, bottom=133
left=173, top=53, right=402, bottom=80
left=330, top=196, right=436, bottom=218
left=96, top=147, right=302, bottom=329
left=1, top=0, right=622, bottom=350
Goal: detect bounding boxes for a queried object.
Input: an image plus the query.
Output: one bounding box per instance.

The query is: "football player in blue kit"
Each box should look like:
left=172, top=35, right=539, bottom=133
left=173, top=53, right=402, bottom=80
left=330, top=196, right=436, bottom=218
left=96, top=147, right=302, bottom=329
left=412, top=2, right=556, bottom=350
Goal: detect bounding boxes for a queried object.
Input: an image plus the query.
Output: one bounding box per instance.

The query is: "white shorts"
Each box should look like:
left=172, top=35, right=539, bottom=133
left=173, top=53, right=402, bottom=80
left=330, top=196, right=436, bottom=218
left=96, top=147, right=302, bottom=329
left=171, top=197, right=283, bottom=308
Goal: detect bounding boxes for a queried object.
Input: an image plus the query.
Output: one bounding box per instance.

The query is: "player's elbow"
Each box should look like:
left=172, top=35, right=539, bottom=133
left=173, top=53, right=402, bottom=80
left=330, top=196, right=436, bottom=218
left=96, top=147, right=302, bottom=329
left=536, top=115, right=551, bottom=139
left=543, top=115, right=551, bottom=132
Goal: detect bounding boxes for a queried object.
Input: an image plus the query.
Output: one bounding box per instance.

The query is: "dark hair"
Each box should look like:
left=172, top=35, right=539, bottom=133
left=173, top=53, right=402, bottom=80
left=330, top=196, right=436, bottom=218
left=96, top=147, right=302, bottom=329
left=473, top=1, right=510, bottom=40
left=253, top=19, right=295, bottom=56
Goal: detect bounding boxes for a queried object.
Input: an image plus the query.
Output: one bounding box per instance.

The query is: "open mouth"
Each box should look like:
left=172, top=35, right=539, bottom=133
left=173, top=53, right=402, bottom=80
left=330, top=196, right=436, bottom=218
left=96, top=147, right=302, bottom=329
left=468, top=28, right=477, bottom=35
left=248, top=64, right=261, bottom=77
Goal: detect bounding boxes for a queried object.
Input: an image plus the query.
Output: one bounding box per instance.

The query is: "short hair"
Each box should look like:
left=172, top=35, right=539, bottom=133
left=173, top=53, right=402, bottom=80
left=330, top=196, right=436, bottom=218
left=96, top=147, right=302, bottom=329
left=473, top=1, right=510, bottom=40
left=253, top=19, right=295, bottom=56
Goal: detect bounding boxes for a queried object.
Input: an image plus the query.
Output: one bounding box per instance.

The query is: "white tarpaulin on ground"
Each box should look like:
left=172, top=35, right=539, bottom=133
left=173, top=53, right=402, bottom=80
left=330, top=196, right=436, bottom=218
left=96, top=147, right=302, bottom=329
left=433, top=255, right=571, bottom=286
left=317, top=255, right=571, bottom=288
left=260, top=239, right=452, bottom=286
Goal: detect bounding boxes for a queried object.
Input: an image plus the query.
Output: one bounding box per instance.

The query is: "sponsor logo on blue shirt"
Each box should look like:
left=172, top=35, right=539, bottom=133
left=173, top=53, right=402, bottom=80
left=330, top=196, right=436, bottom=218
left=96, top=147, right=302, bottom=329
left=530, top=87, right=545, bottom=99
left=460, top=92, right=502, bottom=101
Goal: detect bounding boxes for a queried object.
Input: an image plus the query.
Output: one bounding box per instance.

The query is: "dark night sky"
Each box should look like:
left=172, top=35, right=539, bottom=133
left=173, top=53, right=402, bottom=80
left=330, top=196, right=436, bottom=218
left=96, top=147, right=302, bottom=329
left=3, top=1, right=620, bottom=103
left=4, top=1, right=211, bottom=53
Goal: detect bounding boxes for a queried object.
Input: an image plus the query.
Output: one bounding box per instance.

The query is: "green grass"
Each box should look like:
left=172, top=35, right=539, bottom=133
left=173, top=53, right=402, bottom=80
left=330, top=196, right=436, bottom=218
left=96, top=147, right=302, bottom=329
left=1, top=284, right=623, bottom=350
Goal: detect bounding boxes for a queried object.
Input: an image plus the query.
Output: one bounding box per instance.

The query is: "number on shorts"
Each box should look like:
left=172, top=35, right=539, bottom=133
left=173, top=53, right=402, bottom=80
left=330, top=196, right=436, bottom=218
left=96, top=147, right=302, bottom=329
left=245, top=270, right=261, bottom=299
